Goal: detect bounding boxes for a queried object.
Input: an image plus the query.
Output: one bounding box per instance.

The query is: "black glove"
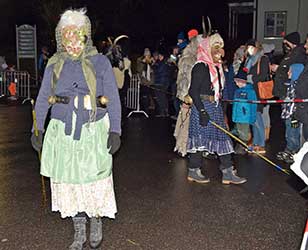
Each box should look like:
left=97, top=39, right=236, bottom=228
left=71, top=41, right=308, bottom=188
left=31, top=131, right=43, bottom=152
left=107, top=132, right=121, bottom=155
left=199, top=110, right=210, bottom=127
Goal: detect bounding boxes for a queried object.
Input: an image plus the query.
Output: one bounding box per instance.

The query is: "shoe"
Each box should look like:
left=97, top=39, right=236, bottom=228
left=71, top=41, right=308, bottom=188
left=276, top=150, right=294, bottom=164
left=276, top=151, right=288, bottom=161
left=187, top=168, right=210, bottom=184
left=284, top=154, right=294, bottom=164
left=69, top=217, right=87, bottom=250
left=89, top=217, right=103, bottom=249
left=222, top=167, right=247, bottom=185
left=234, top=143, right=247, bottom=155
left=248, top=146, right=266, bottom=154
left=254, top=146, right=266, bottom=154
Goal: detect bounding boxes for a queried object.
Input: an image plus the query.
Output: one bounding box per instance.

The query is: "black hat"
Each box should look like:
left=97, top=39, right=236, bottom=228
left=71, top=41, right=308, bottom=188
left=246, top=39, right=257, bottom=47
left=284, top=32, right=301, bottom=45
left=234, top=70, right=247, bottom=82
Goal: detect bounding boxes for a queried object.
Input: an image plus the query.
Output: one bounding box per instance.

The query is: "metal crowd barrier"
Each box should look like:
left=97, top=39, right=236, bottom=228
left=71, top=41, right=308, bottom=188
left=0, top=70, right=31, bottom=102
left=126, top=74, right=148, bottom=118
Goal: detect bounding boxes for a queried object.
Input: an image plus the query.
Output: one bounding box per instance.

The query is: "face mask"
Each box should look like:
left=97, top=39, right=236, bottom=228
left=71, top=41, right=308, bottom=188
left=283, top=43, right=292, bottom=54
left=211, top=47, right=224, bottom=63
left=62, top=26, right=87, bottom=57
left=247, top=46, right=255, bottom=56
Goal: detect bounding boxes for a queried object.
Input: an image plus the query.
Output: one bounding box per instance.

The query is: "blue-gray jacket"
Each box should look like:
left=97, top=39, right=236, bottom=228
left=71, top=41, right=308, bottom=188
left=34, top=54, right=121, bottom=140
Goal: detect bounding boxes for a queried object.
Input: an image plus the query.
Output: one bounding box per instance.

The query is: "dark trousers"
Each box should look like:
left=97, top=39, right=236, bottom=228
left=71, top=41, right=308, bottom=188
left=303, top=123, right=308, bottom=141
left=170, top=81, right=180, bottom=116
left=140, top=85, right=150, bottom=113
left=188, top=152, right=232, bottom=170
left=154, top=84, right=168, bottom=115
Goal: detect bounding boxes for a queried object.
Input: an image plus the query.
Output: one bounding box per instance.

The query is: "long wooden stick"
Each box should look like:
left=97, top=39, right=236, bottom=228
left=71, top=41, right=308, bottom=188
left=30, top=99, right=47, bottom=209
left=210, top=120, right=291, bottom=175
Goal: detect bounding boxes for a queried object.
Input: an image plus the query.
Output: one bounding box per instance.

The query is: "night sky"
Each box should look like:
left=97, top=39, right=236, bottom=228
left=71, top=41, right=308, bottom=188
left=0, top=0, right=235, bottom=62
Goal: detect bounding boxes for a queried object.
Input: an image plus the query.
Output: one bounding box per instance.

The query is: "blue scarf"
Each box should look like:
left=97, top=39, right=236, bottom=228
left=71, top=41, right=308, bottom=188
left=245, top=51, right=263, bottom=71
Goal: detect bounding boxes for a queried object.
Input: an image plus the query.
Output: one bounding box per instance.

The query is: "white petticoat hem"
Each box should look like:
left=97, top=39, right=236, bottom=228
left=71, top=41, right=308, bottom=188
left=50, top=175, right=117, bottom=219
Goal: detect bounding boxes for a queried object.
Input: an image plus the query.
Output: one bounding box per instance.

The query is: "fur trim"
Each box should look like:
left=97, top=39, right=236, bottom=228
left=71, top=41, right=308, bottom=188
left=209, top=33, right=224, bottom=48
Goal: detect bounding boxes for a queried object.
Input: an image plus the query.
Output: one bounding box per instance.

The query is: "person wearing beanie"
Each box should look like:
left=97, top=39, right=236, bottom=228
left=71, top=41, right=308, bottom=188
left=277, top=63, right=305, bottom=164
left=273, top=31, right=306, bottom=98
left=232, top=70, right=257, bottom=155
left=188, top=29, right=199, bottom=41
left=30, top=8, right=121, bottom=249
left=284, top=32, right=301, bottom=46
left=177, top=31, right=188, bottom=53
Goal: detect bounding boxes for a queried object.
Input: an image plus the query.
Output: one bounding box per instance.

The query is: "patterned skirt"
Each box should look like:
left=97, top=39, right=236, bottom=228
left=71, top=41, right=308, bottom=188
left=187, top=100, right=234, bottom=155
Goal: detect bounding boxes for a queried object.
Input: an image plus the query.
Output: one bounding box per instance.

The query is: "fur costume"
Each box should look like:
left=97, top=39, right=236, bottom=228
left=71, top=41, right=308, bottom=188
left=174, top=35, right=202, bottom=156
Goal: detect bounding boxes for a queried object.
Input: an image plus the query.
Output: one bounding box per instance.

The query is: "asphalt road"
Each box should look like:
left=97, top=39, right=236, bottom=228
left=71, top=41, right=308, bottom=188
left=0, top=103, right=307, bottom=250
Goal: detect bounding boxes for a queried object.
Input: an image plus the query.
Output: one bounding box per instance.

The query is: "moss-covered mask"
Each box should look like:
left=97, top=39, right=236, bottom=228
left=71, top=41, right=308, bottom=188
left=61, top=25, right=87, bottom=58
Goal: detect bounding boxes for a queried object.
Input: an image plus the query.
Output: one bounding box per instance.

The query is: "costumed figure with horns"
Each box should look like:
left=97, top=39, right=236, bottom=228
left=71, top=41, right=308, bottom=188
left=104, top=35, right=131, bottom=90
left=30, top=9, right=121, bottom=249
left=174, top=29, right=202, bottom=157
left=186, top=18, right=247, bottom=185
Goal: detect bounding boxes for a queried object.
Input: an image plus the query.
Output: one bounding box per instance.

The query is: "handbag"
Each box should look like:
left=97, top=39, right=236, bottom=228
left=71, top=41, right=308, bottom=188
left=256, top=58, right=274, bottom=99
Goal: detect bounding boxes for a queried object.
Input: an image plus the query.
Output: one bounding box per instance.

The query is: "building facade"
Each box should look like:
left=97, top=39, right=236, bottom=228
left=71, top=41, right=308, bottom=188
left=228, top=0, right=308, bottom=52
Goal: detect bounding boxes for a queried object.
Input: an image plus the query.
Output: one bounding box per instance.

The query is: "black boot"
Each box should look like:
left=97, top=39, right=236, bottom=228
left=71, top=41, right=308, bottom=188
left=69, top=217, right=87, bottom=250
left=89, top=217, right=103, bottom=249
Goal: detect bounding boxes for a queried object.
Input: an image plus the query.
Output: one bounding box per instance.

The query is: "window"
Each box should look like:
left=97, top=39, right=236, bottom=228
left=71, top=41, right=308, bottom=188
left=264, top=11, right=287, bottom=37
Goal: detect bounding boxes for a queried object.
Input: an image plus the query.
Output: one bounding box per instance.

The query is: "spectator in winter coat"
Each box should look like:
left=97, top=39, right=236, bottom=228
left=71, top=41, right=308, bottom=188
left=276, top=63, right=305, bottom=164
left=223, top=46, right=246, bottom=128
left=272, top=32, right=306, bottom=98
left=153, top=52, right=170, bottom=117
left=232, top=71, right=257, bottom=155
left=177, top=31, right=188, bottom=54
left=38, top=46, right=49, bottom=80
left=260, top=43, right=275, bottom=141
left=224, top=46, right=246, bottom=101
left=294, top=35, right=308, bottom=141
left=168, top=46, right=180, bottom=118
left=136, top=48, right=155, bottom=113
left=245, top=39, right=270, bottom=153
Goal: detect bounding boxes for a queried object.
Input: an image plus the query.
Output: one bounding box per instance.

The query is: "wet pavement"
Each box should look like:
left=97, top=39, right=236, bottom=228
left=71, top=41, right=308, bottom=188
left=0, top=102, right=307, bottom=250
